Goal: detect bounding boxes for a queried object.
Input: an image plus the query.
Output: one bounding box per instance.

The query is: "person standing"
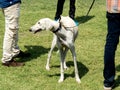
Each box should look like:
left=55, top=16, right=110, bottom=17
left=54, top=0, right=76, bottom=20
left=0, top=0, right=30, bottom=67
left=103, top=0, right=120, bottom=90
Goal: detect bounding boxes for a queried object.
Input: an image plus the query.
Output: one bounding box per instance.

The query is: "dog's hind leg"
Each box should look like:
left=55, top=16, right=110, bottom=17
left=46, top=34, right=57, bottom=70
left=69, top=44, right=81, bottom=83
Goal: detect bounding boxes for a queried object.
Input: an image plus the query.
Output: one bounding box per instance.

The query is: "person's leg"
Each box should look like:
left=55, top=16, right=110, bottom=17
left=103, top=12, right=120, bottom=88
left=69, top=0, right=76, bottom=19
left=2, top=3, right=20, bottom=63
left=54, top=0, right=65, bottom=20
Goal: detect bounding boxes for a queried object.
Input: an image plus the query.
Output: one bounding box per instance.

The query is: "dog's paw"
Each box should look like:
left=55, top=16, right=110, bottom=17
left=58, top=78, right=64, bottom=83
left=76, top=78, right=81, bottom=84
left=46, top=65, right=50, bottom=71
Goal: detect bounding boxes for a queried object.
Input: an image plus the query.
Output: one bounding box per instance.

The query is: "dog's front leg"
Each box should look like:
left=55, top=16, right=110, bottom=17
left=46, top=34, right=57, bottom=70
left=69, top=44, right=81, bottom=83
left=58, top=47, right=65, bottom=83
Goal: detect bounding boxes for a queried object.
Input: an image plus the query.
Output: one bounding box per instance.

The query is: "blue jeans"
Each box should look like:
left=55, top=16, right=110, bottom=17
left=103, top=12, right=120, bottom=87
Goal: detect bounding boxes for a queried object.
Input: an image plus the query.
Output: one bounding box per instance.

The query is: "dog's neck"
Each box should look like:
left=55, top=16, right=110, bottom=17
left=51, top=21, right=61, bottom=33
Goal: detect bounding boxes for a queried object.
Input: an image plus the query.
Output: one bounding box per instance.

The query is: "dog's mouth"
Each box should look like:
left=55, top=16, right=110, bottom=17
left=34, top=29, right=42, bottom=34
left=29, top=29, right=42, bottom=34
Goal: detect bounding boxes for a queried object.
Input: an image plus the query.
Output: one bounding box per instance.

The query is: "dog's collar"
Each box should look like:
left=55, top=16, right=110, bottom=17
left=52, top=23, right=61, bottom=33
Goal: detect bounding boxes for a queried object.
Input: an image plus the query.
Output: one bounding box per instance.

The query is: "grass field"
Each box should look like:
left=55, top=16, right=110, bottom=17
left=0, top=0, right=120, bottom=90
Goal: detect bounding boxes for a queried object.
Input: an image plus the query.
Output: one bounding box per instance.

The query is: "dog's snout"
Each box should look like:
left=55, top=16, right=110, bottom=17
left=29, top=29, right=32, bottom=32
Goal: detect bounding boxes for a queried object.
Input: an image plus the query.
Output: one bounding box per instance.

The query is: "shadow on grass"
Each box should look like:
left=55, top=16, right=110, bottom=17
left=20, top=45, right=51, bottom=62
left=114, top=75, right=120, bottom=89
left=47, top=61, right=89, bottom=79
left=75, top=15, right=95, bottom=24
left=113, top=65, right=120, bottom=89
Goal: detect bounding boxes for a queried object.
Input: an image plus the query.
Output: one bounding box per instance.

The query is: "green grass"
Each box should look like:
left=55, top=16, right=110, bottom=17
left=0, top=0, right=120, bottom=90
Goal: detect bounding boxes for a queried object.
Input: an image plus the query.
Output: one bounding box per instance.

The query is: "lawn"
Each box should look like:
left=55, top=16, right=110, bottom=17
left=0, top=0, right=120, bottom=90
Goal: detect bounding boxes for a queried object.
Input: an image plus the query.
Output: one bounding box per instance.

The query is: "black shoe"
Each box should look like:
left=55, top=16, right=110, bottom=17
left=15, top=50, right=31, bottom=58
left=104, top=82, right=115, bottom=90
left=2, top=59, right=25, bottom=67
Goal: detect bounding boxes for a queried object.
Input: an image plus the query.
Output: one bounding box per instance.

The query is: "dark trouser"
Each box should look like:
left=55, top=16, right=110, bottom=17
left=103, top=12, right=120, bottom=87
left=55, top=0, right=76, bottom=20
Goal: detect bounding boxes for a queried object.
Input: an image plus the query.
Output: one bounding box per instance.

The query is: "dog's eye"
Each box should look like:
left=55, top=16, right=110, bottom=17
left=38, top=22, right=40, bottom=24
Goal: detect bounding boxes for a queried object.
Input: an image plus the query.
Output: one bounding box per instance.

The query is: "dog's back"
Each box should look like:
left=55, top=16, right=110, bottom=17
left=60, top=16, right=76, bottom=27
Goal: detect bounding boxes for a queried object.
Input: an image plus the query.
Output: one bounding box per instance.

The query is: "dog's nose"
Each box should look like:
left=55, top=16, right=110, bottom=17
left=29, top=29, right=32, bottom=32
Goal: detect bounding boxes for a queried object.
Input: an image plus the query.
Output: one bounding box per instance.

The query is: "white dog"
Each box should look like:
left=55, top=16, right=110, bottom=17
left=29, top=16, right=81, bottom=83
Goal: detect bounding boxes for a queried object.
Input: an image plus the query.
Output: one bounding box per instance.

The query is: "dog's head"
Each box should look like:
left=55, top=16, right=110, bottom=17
left=29, top=18, right=54, bottom=34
